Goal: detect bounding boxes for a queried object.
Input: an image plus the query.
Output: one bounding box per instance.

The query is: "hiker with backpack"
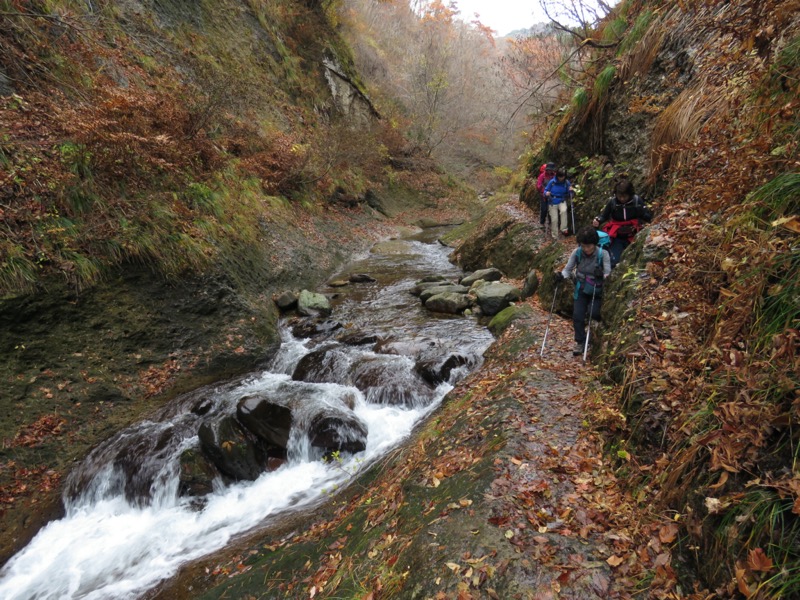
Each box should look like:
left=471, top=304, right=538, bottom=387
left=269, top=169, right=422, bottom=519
left=544, top=168, right=574, bottom=240
left=554, top=226, right=611, bottom=356
left=536, top=162, right=557, bottom=230
left=592, top=179, right=653, bottom=267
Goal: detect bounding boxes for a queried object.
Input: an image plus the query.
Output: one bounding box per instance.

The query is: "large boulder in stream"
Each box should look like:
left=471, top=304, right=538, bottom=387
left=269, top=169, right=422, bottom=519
left=351, top=356, right=436, bottom=407
left=460, top=267, right=503, bottom=287
left=425, top=292, right=470, bottom=315
left=308, top=409, right=368, bottom=457
left=290, top=318, right=342, bottom=339
left=274, top=290, right=298, bottom=312
left=419, top=284, right=468, bottom=304
left=415, top=352, right=473, bottom=386
left=198, top=417, right=266, bottom=481
left=474, top=282, right=521, bottom=316
left=292, top=346, right=352, bottom=384
left=236, top=394, right=294, bottom=450
left=178, top=447, right=220, bottom=498
left=297, top=290, right=332, bottom=317
left=410, top=281, right=440, bottom=296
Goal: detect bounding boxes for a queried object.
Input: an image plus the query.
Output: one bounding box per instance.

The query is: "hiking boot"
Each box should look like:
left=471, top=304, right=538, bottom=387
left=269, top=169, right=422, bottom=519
left=573, top=343, right=583, bottom=356
left=562, top=229, right=570, bottom=236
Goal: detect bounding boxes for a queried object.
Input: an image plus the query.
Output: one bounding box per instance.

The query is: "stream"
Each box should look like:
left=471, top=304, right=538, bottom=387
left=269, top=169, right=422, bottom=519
left=0, top=228, right=494, bottom=600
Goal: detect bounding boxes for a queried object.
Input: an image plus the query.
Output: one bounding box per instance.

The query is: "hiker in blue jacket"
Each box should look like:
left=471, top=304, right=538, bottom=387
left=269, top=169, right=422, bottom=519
left=555, top=227, right=612, bottom=356
left=543, top=168, right=573, bottom=240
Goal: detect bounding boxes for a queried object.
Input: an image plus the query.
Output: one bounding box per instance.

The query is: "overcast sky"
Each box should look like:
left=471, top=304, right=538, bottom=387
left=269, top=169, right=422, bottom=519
left=451, top=1, right=616, bottom=37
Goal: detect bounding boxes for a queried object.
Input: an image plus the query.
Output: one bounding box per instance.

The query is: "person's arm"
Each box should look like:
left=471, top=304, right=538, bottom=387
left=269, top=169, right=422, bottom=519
left=544, top=180, right=553, bottom=197
left=602, top=248, right=611, bottom=277
left=592, top=200, right=613, bottom=227
left=638, top=198, right=653, bottom=223
left=561, top=250, right=578, bottom=280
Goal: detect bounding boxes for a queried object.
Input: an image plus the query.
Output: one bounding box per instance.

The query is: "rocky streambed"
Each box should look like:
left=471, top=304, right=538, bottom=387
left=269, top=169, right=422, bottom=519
left=0, top=225, right=503, bottom=600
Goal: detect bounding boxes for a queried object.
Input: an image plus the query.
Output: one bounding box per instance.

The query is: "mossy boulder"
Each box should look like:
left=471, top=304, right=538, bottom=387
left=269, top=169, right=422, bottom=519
left=488, top=304, right=536, bottom=337
left=297, top=290, right=332, bottom=317
left=474, top=282, right=521, bottom=316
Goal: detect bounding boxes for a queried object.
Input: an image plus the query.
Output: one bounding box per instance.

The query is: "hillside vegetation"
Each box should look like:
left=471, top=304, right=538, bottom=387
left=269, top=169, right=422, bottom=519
left=0, top=0, right=448, bottom=295
left=533, top=0, right=800, bottom=595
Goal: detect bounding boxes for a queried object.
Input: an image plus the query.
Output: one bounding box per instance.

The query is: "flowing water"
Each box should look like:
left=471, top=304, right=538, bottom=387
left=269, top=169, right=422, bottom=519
left=0, top=228, right=494, bottom=600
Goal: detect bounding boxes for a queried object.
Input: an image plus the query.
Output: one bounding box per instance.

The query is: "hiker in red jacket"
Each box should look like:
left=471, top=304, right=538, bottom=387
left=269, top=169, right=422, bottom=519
left=592, top=179, right=652, bottom=267
left=536, top=162, right=556, bottom=229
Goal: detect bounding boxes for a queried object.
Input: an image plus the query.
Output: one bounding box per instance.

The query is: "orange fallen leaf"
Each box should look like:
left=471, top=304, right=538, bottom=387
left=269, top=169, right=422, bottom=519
left=747, top=548, right=773, bottom=573
left=606, top=555, right=624, bottom=567
left=659, top=523, right=679, bottom=544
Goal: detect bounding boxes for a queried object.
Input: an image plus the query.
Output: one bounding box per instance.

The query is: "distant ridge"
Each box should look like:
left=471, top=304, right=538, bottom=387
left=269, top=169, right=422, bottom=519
left=502, top=22, right=552, bottom=39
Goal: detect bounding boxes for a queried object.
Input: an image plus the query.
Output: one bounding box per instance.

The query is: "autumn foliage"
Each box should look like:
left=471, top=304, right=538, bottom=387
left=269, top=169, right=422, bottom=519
left=532, top=0, right=800, bottom=596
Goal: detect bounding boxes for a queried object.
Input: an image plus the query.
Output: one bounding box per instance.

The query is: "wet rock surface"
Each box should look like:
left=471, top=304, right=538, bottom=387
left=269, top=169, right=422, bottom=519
left=236, top=395, right=294, bottom=449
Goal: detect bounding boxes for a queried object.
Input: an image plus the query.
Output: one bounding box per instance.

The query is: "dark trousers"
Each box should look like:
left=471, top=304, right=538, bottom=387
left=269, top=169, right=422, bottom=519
left=608, top=237, right=631, bottom=268
left=573, top=291, right=602, bottom=344
left=539, top=195, right=548, bottom=225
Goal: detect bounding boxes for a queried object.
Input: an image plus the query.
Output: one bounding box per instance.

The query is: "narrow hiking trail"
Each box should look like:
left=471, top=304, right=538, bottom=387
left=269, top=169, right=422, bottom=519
left=160, top=200, right=681, bottom=599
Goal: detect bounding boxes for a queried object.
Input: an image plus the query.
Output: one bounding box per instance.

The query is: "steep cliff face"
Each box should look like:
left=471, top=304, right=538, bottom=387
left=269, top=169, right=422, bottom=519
left=540, top=0, right=799, bottom=594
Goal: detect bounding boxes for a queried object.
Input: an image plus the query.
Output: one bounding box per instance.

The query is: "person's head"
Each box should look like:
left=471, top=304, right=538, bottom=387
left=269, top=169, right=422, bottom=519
left=545, top=162, right=556, bottom=177
left=576, top=226, right=599, bottom=254
left=556, top=168, right=567, bottom=180
left=614, top=179, right=635, bottom=202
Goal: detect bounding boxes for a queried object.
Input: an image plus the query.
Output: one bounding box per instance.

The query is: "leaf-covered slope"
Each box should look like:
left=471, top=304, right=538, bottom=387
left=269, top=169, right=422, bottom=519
left=539, top=0, right=799, bottom=595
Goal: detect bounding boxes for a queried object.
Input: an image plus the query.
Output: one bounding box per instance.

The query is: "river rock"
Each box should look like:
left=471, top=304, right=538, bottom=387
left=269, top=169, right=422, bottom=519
left=349, top=273, right=377, bottom=283
left=474, top=282, right=521, bottom=316
left=351, top=356, right=435, bottom=407
left=292, top=346, right=352, bottom=384
left=418, top=275, right=449, bottom=283
left=415, top=352, right=472, bottom=386
left=419, top=284, right=469, bottom=304
left=236, top=394, right=293, bottom=449
left=460, top=268, right=503, bottom=287
left=198, top=416, right=266, bottom=481
left=410, top=280, right=451, bottom=296
left=337, top=330, right=379, bottom=346
left=178, top=447, right=220, bottom=498
left=521, top=270, right=539, bottom=299
left=297, top=290, right=332, bottom=317
left=290, top=318, right=342, bottom=339
left=327, top=279, right=349, bottom=288
left=274, top=290, right=298, bottom=312
left=425, top=292, right=470, bottom=315
left=308, top=409, right=368, bottom=457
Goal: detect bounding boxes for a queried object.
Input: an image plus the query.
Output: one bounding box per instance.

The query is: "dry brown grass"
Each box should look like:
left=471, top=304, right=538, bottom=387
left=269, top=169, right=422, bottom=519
left=647, top=78, right=729, bottom=184
left=616, top=14, right=668, bottom=84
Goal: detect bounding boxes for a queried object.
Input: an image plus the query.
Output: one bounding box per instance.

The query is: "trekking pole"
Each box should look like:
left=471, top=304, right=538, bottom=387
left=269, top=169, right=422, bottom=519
left=570, top=193, right=576, bottom=235
left=583, top=284, right=598, bottom=362
left=540, top=281, right=561, bottom=357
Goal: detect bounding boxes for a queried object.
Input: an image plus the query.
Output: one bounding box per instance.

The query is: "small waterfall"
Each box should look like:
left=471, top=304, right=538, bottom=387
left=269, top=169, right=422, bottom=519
left=0, top=231, right=494, bottom=600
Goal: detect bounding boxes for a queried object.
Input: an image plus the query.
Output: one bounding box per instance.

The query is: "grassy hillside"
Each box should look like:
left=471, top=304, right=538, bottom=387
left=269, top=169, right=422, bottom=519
left=0, top=0, right=438, bottom=295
